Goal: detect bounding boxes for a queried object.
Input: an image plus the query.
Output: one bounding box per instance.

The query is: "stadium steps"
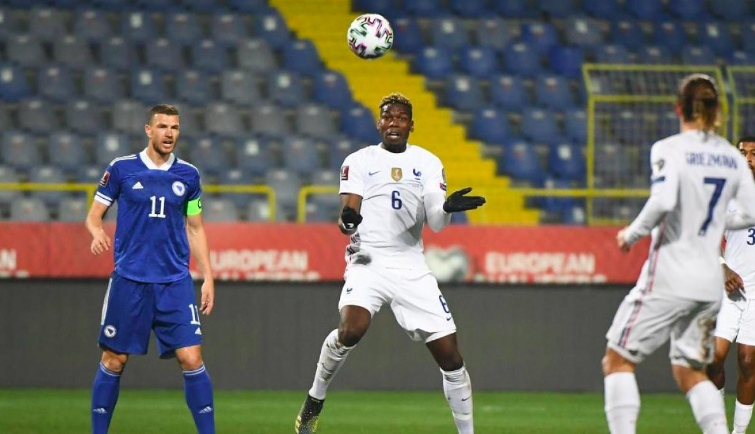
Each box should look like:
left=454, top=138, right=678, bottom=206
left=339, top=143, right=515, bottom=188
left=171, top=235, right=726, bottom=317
left=270, top=0, right=539, bottom=224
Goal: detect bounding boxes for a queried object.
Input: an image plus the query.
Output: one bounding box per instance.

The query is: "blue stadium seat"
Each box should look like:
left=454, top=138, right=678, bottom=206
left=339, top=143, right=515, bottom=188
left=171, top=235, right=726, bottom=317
left=53, top=36, right=94, bottom=70
left=504, top=43, right=541, bottom=76
left=204, top=102, right=244, bottom=139
left=0, top=165, right=21, bottom=205
left=699, top=22, right=734, bottom=56
left=539, top=0, right=577, bottom=17
left=611, top=20, right=645, bottom=50
left=584, top=0, right=625, bottom=19
left=99, top=37, right=136, bottom=71
left=406, top=0, right=445, bottom=16
left=95, top=133, right=131, bottom=166
left=474, top=18, right=517, bottom=51
left=550, top=47, right=584, bottom=79
left=744, top=23, right=755, bottom=54
left=283, top=39, right=323, bottom=75
left=595, top=44, right=631, bottom=63
left=283, top=136, right=321, bottom=176
left=565, top=17, right=604, bottom=48
left=191, top=40, right=229, bottom=74
left=540, top=178, right=581, bottom=219
left=210, top=13, right=249, bottom=47
left=307, top=194, right=340, bottom=223
left=226, top=0, right=267, bottom=13
left=730, top=51, right=755, bottom=65
left=594, top=143, right=631, bottom=186
left=445, top=75, right=485, bottom=111
left=267, top=71, right=305, bottom=108
left=653, top=21, right=687, bottom=52
left=220, top=70, right=261, bottom=107
left=146, top=38, right=185, bottom=72
left=0, top=64, right=30, bottom=102
left=249, top=103, right=291, bottom=138
left=548, top=143, right=585, bottom=181
left=84, top=68, right=123, bottom=103
left=354, top=0, right=394, bottom=16
left=522, top=108, right=559, bottom=144
left=471, top=107, right=510, bottom=144
left=112, top=100, right=146, bottom=136
left=253, top=9, right=291, bottom=49
left=29, top=166, right=67, bottom=205
left=218, top=168, right=256, bottom=207
left=180, top=0, right=218, bottom=13
left=637, top=45, right=671, bottom=64
left=237, top=136, right=272, bottom=177
left=392, top=17, right=423, bottom=53
left=492, top=0, right=536, bottom=18
left=7, top=35, right=47, bottom=67
left=329, top=137, right=356, bottom=169
left=311, top=168, right=339, bottom=186
left=133, top=0, right=178, bottom=11
left=236, top=39, right=278, bottom=73
left=712, top=0, right=750, bottom=21
left=10, top=198, right=50, bottom=222
left=450, top=0, right=488, bottom=17
left=74, top=10, right=113, bottom=42
left=265, top=169, right=302, bottom=219
left=500, top=141, right=544, bottom=184
left=296, top=104, right=338, bottom=140
left=460, top=46, right=498, bottom=78
left=682, top=46, right=716, bottom=65
left=670, top=0, right=707, bottom=19
left=522, top=22, right=558, bottom=55
left=172, top=104, right=202, bottom=138
left=0, top=105, right=9, bottom=131
left=490, top=75, right=529, bottom=111
left=90, top=0, right=129, bottom=11
left=565, top=109, right=587, bottom=143
left=58, top=198, right=89, bottom=222
left=77, top=165, right=107, bottom=184
left=38, top=66, right=75, bottom=103
left=176, top=70, right=213, bottom=106
left=628, top=0, right=666, bottom=20
left=246, top=198, right=272, bottom=222
left=535, top=75, right=574, bottom=109
left=51, top=0, right=81, bottom=9
left=201, top=198, right=240, bottom=222
left=0, top=8, right=23, bottom=40
left=1, top=131, right=40, bottom=170
left=431, top=18, right=470, bottom=52
left=29, top=8, right=67, bottom=42
left=130, top=69, right=167, bottom=105
left=66, top=100, right=104, bottom=134
left=19, top=99, right=58, bottom=134
left=121, top=12, right=158, bottom=43
left=188, top=136, right=229, bottom=175
left=48, top=132, right=86, bottom=171
left=313, top=70, right=353, bottom=110
left=166, top=12, right=203, bottom=44
left=341, top=103, right=380, bottom=144
left=415, top=47, right=454, bottom=80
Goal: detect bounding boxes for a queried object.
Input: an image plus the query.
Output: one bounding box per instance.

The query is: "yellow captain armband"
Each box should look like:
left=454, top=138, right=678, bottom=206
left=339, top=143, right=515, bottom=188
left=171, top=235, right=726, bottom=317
left=186, top=197, right=202, bottom=216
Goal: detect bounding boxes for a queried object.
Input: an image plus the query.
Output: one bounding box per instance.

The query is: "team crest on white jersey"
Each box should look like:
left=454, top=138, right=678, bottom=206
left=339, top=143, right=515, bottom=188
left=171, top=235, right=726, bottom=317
left=172, top=181, right=186, bottom=196
left=391, top=167, right=403, bottom=181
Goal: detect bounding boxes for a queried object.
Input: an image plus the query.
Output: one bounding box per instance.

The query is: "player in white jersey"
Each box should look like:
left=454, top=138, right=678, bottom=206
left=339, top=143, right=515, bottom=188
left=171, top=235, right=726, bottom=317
left=707, top=137, right=755, bottom=434
left=603, top=75, right=755, bottom=434
left=295, top=93, right=485, bottom=434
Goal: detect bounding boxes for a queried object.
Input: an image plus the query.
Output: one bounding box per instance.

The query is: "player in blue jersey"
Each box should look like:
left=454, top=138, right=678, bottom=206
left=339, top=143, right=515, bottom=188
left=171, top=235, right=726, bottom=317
left=85, top=104, right=216, bottom=434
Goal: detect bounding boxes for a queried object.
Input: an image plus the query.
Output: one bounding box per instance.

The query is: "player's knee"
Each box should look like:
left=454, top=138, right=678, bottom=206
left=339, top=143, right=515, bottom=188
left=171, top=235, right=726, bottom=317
left=178, top=354, right=204, bottom=371
left=602, top=350, right=631, bottom=376
left=439, top=356, right=464, bottom=372
left=739, top=353, right=755, bottom=379
left=338, top=324, right=366, bottom=347
left=101, top=351, right=128, bottom=373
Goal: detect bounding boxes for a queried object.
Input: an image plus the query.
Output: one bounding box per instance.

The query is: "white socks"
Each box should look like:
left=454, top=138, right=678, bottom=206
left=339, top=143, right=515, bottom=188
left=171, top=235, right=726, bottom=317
left=734, top=400, right=754, bottom=434
left=604, top=372, right=641, bottom=434
left=687, top=381, right=728, bottom=434
left=441, top=365, right=474, bottom=434
left=308, top=329, right=354, bottom=400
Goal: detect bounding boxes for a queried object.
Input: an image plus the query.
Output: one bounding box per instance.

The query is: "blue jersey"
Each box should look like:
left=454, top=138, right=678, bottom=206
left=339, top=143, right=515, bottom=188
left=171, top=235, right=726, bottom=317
left=95, top=150, right=202, bottom=283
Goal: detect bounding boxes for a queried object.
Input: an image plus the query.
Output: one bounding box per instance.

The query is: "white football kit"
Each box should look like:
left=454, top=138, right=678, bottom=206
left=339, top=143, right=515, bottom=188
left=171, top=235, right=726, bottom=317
left=338, top=143, right=455, bottom=343
left=714, top=201, right=755, bottom=345
left=607, top=130, right=755, bottom=367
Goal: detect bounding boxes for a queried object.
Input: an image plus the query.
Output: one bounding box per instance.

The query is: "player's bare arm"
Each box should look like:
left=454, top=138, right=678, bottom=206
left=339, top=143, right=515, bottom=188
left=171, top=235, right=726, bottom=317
left=723, top=263, right=744, bottom=294
left=86, top=200, right=111, bottom=255
left=187, top=213, right=214, bottom=315
left=338, top=193, right=363, bottom=235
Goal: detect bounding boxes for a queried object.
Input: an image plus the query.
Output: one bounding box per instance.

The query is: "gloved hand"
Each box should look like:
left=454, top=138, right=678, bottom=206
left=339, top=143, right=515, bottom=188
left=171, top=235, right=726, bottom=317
left=340, top=206, right=363, bottom=232
left=443, top=187, right=486, bottom=213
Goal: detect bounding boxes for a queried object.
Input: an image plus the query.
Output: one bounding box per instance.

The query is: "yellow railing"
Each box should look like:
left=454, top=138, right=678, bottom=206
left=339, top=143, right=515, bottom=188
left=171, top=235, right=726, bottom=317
left=297, top=185, right=339, bottom=223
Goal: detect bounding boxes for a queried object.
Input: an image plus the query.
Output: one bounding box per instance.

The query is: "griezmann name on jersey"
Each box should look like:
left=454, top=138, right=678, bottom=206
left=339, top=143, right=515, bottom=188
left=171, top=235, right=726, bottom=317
left=95, top=150, right=201, bottom=284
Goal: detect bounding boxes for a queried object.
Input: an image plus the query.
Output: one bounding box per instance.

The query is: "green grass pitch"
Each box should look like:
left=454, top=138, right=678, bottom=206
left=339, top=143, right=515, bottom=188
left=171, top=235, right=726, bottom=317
left=0, top=389, right=724, bottom=433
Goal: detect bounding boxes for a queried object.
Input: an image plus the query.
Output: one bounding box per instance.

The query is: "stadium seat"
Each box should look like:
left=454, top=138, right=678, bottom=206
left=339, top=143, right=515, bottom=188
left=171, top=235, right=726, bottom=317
left=744, top=23, right=755, bottom=54
left=171, top=104, right=202, bottom=138
left=267, top=71, right=305, bottom=108
left=0, top=105, right=9, bottom=131
left=711, top=0, right=750, bottom=21
left=121, top=12, right=158, bottom=43
left=0, top=64, right=31, bottom=102
left=523, top=22, right=559, bottom=55
left=249, top=103, right=291, bottom=138
left=653, top=21, right=687, bottom=52
left=210, top=13, right=249, bottom=47
left=535, top=75, right=575, bottom=109
left=565, top=109, right=587, bottom=143
left=220, top=70, right=261, bottom=107
left=48, top=132, right=86, bottom=171
left=564, top=17, right=604, bottom=48
left=283, top=137, right=321, bottom=176
left=253, top=9, right=291, bottom=49
left=470, top=107, right=510, bottom=144
left=146, top=38, right=185, bottom=72
left=637, top=45, right=671, bottom=64
left=10, top=198, right=50, bottom=222
left=0, top=8, right=23, bottom=40
left=521, top=108, right=559, bottom=144
left=246, top=198, right=272, bottom=222
left=392, top=17, right=423, bottom=53
left=490, top=74, right=529, bottom=111
left=84, top=68, right=123, bottom=103
left=681, top=46, right=716, bottom=65
left=415, top=47, right=454, bottom=80
left=460, top=46, right=498, bottom=78
left=130, top=69, right=167, bottom=105
left=540, top=178, right=580, bottom=219
left=112, top=100, right=147, bottom=136
left=492, top=0, right=536, bottom=18
left=18, top=99, right=58, bottom=135
left=296, top=104, right=338, bottom=140
left=166, top=12, right=203, bottom=44
left=445, top=75, right=485, bottom=111
left=329, top=137, right=357, bottom=169
left=611, top=21, right=646, bottom=50
left=265, top=169, right=302, bottom=220
left=188, top=137, right=229, bottom=175
left=237, top=136, right=272, bottom=177
left=1, top=131, right=40, bottom=170
left=283, top=39, right=323, bottom=75
left=729, top=51, right=755, bottom=65
left=74, top=10, right=112, bottom=42
left=550, top=47, right=584, bottom=79
left=628, top=0, right=666, bottom=20
left=95, top=133, right=132, bottom=166
left=354, top=0, right=394, bottom=16
left=226, top=0, right=267, bottom=13
left=503, top=43, right=541, bottom=76
left=450, top=0, right=488, bottom=17
left=500, top=141, right=544, bottom=184
left=539, top=0, right=577, bottom=17
left=236, top=39, right=278, bottom=73
left=58, top=198, right=88, bottom=222
left=181, top=0, right=218, bottom=12
left=313, top=70, right=353, bottom=110
left=90, top=0, right=129, bottom=11
left=191, top=40, right=229, bottom=74
left=29, top=166, right=67, bottom=205
left=341, top=103, right=380, bottom=144
left=66, top=100, right=104, bottom=134
left=311, top=168, right=339, bottom=186
left=202, top=198, right=241, bottom=222
left=669, top=0, right=707, bottom=19
left=699, top=22, right=734, bottom=56
left=29, top=8, right=68, bottom=42
left=431, top=18, right=470, bottom=52
left=594, top=143, right=631, bottom=186
left=204, top=102, right=245, bottom=139
left=406, top=0, right=446, bottom=16
left=7, top=35, right=47, bottom=67
left=134, top=0, right=178, bottom=11
left=0, top=166, right=21, bottom=205
left=307, top=194, right=340, bottom=223
left=584, top=0, right=625, bottom=19
left=474, top=18, right=517, bottom=51
left=217, top=168, right=256, bottom=207
left=176, top=70, right=213, bottom=106
left=548, top=143, right=585, bottom=181
left=595, top=45, right=631, bottom=64
left=75, top=165, right=104, bottom=184
left=53, top=36, right=94, bottom=70
left=99, top=37, right=136, bottom=71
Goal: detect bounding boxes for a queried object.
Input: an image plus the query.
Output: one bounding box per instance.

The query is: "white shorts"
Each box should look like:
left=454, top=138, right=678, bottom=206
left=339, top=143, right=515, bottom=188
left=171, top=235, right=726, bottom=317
left=714, top=292, right=755, bottom=346
left=606, top=287, right=720, bottom=368
left=339, top=264, right=457, bottom=343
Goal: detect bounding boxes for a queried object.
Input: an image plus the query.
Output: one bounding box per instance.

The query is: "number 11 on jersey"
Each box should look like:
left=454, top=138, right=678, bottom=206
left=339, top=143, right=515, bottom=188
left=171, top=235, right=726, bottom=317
left=149, top=196, right=166, bottom=218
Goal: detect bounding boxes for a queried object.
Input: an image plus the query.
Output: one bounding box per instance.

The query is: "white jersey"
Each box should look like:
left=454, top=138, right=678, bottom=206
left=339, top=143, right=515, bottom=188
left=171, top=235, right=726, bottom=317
left=624, top=130, right=755, bottom=302
left=339, top=144, right=447, bottom=270
left=724, top=201, right=755, bottom=298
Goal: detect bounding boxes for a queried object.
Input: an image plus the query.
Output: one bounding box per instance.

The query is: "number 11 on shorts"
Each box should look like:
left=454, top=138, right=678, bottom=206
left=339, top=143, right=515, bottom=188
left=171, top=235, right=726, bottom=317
left=188, top=304, right=201, bottom=325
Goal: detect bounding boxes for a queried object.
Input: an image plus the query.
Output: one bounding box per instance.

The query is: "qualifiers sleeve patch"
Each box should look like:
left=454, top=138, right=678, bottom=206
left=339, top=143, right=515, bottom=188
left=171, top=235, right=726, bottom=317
left=341, top=165, right=349, bottom=181
left=99, top=170, right=111, bottom=187
left=186, top=197, right=202, bottom=216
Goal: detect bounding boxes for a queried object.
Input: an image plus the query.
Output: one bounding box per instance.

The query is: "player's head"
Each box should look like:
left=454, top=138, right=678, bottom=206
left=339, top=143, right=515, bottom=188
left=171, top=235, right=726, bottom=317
left=145, top=104, right=180, bottom=157
left=738, top=135, right=755, bottom=178
left=676, top=73, right=719, bottom=132
left=377, top=93, right=414, bottom=147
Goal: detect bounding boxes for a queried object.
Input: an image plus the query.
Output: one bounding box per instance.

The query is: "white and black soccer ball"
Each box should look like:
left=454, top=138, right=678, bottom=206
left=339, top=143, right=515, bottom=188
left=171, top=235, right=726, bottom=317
left=347, top=13, right=393, bottom=60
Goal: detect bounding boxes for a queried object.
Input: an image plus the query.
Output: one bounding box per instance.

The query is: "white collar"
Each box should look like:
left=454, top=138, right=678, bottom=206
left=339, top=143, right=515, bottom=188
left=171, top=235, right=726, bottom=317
left=139, top=149, right=175, bottom=171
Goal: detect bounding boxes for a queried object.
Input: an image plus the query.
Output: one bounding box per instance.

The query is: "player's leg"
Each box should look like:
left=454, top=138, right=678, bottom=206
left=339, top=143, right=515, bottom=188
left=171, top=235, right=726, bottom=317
left=708, top=293, right=740, bottom=393
left=602, top=348, right=640, bottom=434
left=92, top=349, right=128, bottom=434
left=706, top=337, right=732, bottom=391
left=733, top=344, right=755, bottom=434
left=176, top=345, right=215, bottom=434
left=427, top=333, right=473, bottom=434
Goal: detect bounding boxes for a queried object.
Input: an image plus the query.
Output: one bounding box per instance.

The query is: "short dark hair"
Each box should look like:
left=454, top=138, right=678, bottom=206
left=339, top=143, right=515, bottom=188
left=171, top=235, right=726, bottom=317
left=738, top=136, right=755, bottom=146
left=147, top=104, right=180, bottom=125
left=379, top=93, right=412, bottom=119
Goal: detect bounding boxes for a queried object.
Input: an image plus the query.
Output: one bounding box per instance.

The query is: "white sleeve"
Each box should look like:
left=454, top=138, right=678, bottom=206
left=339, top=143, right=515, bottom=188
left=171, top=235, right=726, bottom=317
left=726, top=155, right=755, bottom=230
left=422, top=156, right=447, bottom=197
left=339, top=153, right=364, bottom=197
left=424, top=192, right=451, bottom=232
left=623, top=143, right=679, bottom=246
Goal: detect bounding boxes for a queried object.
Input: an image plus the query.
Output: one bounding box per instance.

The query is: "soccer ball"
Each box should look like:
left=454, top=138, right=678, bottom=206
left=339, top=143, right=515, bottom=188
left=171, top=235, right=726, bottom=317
left=347, top=14, right=393, bottom=60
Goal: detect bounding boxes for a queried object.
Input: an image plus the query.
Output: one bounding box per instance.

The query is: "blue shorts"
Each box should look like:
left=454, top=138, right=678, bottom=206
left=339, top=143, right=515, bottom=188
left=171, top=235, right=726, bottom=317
left=98, top=271, right=202, bottom=358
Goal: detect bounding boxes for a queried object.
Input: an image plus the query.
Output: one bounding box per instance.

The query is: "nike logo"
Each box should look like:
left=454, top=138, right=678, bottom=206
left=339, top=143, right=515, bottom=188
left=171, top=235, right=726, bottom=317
left=461, top=396, right=471, bottom=401
left=132, top=181, right=143, bottom=189
left=446, top=316, right=453, bottom=321
left=346, top=287, right=353, bottom=294
left=368, top=171, right=380, bottom=176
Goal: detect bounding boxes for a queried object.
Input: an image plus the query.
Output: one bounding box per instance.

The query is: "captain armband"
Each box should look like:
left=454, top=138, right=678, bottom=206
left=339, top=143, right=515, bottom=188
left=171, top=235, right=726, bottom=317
left=186, top=197, right=202, bottom=216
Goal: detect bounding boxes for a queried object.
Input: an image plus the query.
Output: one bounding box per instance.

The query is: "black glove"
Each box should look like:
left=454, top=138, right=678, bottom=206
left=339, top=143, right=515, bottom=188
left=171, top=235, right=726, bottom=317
left=340, top=206, right=363, bottom=231
left=443, top=187, right=486, bottom=213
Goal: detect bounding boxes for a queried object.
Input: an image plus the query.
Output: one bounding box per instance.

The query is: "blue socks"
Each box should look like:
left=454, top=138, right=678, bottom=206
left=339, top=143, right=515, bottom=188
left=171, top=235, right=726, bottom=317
left=183, top=364, right=215, bottom=434
left=91, top=363, right=121, bottom=434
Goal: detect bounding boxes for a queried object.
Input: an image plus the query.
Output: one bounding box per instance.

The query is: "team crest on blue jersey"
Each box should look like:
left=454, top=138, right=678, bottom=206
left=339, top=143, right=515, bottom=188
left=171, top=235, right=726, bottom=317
left=172, top=181, right=186, bottom=197
left=391, top=167, right=403, bottom=181
left=104, top=325, right=117, bottom=338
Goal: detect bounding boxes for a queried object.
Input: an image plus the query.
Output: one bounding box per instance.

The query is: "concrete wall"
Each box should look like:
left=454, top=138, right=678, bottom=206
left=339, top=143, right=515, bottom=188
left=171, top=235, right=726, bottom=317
left=0, top=280, right=736, bottom=392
